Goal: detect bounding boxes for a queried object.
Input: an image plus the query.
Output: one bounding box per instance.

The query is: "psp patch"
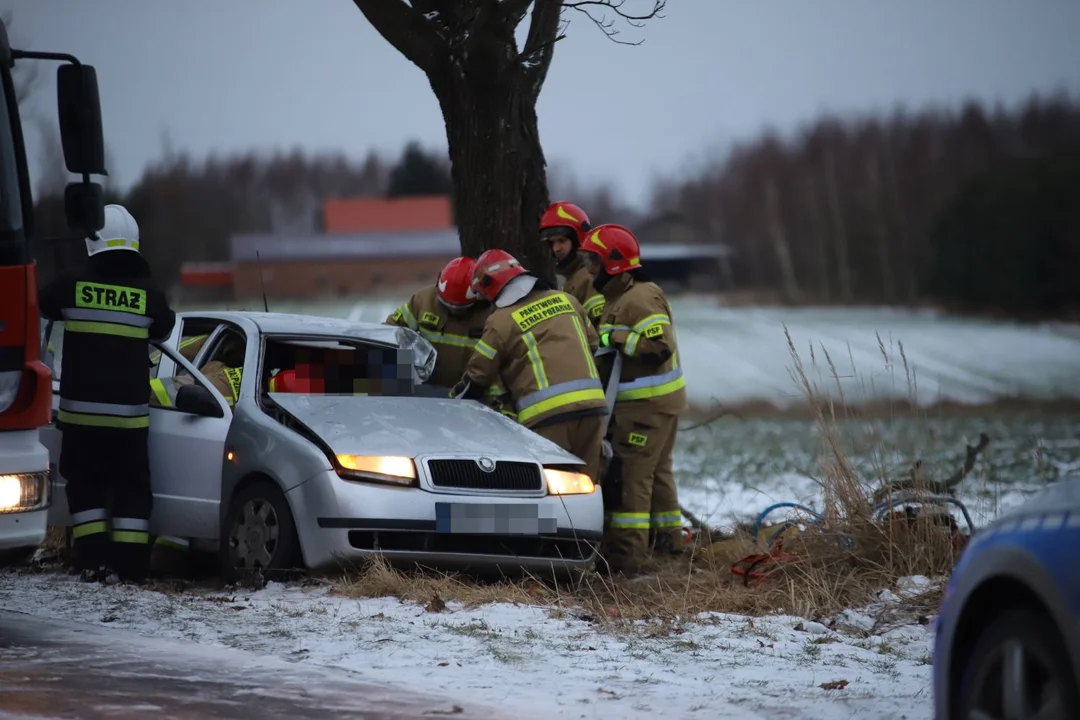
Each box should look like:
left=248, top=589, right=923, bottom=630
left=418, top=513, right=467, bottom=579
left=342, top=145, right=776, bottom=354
left=628, top=432, right=648, bottom=447
left=644, top=325, right=664, bottom=338
left=420, top=311, right=441, bottom=327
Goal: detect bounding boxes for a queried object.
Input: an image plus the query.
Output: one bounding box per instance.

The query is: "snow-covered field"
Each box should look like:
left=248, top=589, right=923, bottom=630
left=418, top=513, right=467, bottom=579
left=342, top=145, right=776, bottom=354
left=0, top=571, right=942, bottom=719
left=191, top=296, right=1080, bottom=409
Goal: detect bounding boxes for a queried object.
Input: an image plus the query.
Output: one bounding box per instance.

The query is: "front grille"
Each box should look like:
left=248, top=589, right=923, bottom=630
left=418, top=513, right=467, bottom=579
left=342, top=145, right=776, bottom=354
left=426, top=459, right=543, bottom=492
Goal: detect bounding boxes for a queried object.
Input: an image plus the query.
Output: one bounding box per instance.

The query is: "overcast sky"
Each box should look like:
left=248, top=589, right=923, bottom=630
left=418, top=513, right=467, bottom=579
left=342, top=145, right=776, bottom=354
left=5, top=0, right=1079, bottom=206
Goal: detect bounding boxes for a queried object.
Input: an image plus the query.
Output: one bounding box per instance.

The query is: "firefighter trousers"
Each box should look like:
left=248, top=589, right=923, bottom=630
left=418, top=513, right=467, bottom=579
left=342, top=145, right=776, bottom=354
left=59, top=425, right=154, bottom=581
left=531, top=414, right=604, bottom=485
left=601, top=407, right=681, bottom=575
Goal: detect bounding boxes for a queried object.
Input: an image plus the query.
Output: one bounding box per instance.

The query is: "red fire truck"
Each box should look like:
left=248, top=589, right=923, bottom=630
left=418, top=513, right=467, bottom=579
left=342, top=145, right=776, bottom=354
left=0, top=18, right=107, bottom=564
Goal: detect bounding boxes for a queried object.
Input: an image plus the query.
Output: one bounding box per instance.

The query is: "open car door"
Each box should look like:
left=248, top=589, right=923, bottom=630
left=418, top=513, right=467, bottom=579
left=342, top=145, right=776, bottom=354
left=41, top=333, right=232, bottom=540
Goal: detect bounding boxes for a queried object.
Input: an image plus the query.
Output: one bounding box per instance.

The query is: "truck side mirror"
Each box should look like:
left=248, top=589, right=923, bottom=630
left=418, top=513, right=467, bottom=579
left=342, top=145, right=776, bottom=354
left=64, top=181, right=104, bottom=234
left=56, top=64, right=106, bottom=176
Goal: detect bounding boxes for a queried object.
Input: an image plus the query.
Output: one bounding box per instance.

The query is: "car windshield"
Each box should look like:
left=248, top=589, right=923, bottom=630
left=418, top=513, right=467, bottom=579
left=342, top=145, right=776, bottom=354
left=261, top=330, right=437, bottom=397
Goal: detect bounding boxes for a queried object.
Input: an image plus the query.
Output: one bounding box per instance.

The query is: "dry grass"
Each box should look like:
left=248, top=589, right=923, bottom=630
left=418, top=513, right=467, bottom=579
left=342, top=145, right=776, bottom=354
left=332, top=327, right=962, bottom=625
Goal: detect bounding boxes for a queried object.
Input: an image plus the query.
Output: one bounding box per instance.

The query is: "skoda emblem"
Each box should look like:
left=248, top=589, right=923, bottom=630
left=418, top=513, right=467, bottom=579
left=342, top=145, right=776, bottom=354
left=476, top=457, right=496, bottom=473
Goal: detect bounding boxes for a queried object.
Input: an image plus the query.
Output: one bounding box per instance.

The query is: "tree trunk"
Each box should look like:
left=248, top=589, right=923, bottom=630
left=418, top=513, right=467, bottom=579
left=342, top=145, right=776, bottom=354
left=865, top=150, right=896, bottom=303
left=823, top=149, right=855, bottom=303
left=434, top=73, right=555, bottom=285
left=763, top=176, right=801, bottom=303
left=802, top=172, right=832, bottom=301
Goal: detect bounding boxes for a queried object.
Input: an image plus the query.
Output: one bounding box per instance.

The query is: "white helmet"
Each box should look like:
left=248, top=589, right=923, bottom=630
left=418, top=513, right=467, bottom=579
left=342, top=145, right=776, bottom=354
left=86, top=204, right=140, bottom=256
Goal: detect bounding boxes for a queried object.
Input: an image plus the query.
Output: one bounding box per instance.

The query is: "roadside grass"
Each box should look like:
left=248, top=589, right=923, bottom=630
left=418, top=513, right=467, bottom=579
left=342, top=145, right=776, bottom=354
left=334, top=328, right=965, bottom=627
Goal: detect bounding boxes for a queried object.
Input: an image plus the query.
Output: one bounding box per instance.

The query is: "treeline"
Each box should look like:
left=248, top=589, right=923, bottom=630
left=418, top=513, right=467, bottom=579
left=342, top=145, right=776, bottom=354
left=33, top=93, right=1080, bottom=316
left=650, top=92, right=1080, bottom=315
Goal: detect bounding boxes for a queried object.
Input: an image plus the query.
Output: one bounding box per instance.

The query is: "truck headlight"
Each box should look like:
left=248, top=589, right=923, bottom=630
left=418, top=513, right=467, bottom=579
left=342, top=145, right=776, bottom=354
left=335, top=455, right=418, bottom=487
left=0, top=471, right=51, bottom=514
left=544, top=468, right=596, bottom=495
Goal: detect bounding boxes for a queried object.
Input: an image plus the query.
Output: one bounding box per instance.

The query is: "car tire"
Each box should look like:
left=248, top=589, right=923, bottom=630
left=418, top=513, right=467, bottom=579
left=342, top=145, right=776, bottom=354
left=220, top=479, right=303, bottom=584
left=958, top=605, right=1078, bottom=720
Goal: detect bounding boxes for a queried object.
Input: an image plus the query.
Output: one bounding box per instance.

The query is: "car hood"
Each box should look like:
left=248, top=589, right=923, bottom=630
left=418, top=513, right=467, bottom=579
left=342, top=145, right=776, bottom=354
left=269, top=394, right=584, bottom=465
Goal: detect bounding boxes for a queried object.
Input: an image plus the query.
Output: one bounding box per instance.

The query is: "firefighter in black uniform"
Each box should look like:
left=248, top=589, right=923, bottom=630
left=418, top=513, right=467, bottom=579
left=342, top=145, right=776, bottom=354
left=40, top=204, right=175, bottom=583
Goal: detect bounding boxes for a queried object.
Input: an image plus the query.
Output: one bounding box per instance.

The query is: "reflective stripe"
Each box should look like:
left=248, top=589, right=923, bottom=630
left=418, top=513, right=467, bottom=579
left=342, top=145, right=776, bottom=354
left=474, top=340, right=496, bottom=360
left=394, top=303, right=419, bottom=330
left=615, top=366, right=685, bottom=402
left=62, top=307, right=153, bottom=328
left=516, top=378, right=603, bottom=413
left=624, top=314, right=671, bottom=356
left=71, top=508, right=108, bottom=525
left=57, top=410, right=150, bottom=429
left=516, top=385, right=606, bottom=425
left=112, top=530, right=150, bottom=544
left=598, top=323, right=632, bottom=334
left=522, top=332, right=548, bottom=390
left=155, top=535, right=190, bottom=550
left=485, top=384, right=506, bottom=397
left=651, top=511, right=683, bottom=528
left=150, top=378, right=173, bottom=407
left=73, top=521, right=109, bottom=539
left=64, top=320, right=149, bottom=339
left=583, top=294, right=605, bottom=319
left=570, top=317, right=598, bottom=379
left=59, top=399, right=149, bottom=417
left=420, top=329, right=479, bottom=350
left=611, top=511, right=650, bottom=530
left=112, top=517, right=151, bottom=531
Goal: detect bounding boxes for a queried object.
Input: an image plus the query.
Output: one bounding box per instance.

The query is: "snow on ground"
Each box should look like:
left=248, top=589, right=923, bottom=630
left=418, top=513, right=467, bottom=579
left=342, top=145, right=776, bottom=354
left=0, top=571, right=941, bottom=720
left=197, top=296, right=1080, bottom=409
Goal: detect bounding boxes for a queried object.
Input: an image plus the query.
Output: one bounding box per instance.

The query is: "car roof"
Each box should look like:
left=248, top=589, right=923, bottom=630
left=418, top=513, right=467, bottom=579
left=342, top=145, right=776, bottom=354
left=178, top=310, right=401, bottom=345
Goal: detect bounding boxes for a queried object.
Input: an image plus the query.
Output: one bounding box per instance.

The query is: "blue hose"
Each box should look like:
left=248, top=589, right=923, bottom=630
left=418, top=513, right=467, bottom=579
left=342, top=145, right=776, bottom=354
left=751, top=502, right=824, bottom=546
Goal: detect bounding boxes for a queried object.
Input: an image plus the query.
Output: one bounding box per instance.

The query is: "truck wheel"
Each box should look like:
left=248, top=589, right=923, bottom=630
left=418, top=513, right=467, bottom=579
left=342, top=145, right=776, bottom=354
left=220, top=478, right=302, bottom=584
left=958, top=605, right=1077, bottom=720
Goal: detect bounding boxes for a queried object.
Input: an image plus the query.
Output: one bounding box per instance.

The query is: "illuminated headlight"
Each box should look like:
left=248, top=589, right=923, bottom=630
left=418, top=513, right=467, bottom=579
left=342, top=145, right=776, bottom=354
left=0, top=471, right=51, bottom=514
left=335, top=455, right=417, bottom=487
left=544, top=468, right=596, bottom=495
left=0, top=370, right=22, bottom=414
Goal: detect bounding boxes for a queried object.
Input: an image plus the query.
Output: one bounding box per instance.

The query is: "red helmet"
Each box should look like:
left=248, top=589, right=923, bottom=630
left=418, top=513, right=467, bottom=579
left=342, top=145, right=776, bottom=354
left=579, top=224, right=641, bottom=275
left=471, top=249, right=526, bottom=303
left=437, top=256, right=479, bottom=310
left=539, top=201, right=591, bottom=245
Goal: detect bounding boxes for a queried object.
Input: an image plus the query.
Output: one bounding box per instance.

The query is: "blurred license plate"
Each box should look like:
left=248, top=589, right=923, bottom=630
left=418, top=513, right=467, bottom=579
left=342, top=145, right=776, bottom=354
left=435, top=503, right=557, bottom=535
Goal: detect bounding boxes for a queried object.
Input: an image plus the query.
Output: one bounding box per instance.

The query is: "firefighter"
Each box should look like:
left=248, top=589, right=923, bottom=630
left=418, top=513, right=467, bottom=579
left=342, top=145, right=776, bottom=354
left=450, top=249, right=608, bottom=483
left=39, top=204, right=176, bottom=583
left=149, top=333, right=246, bottom=409
left=579, top=224, right=688, bottom=577
left=385, top=256, right=493, bottom=389
left=539, top=201, right=605, bottom=327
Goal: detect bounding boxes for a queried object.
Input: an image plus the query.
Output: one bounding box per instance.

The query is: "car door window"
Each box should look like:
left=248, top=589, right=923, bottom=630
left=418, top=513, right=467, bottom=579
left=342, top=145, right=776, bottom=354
left=151, top=340, right=234, bottom=416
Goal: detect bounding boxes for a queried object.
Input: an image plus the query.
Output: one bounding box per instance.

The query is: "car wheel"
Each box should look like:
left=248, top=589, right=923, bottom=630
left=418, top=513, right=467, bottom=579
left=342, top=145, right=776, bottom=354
left=958, top=605, right=1078, bottom=720
left=220, top=479, right=302, bottom=583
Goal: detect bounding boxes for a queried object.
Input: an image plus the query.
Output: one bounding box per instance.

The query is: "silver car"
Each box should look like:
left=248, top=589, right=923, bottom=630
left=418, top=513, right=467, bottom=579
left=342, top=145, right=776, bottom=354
left=40, top=311, right=604, bottom=579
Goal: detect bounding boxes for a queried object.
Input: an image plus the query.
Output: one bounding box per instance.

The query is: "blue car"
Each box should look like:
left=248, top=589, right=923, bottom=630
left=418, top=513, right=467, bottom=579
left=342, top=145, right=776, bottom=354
left=933, top=474, right=1080, bottom=719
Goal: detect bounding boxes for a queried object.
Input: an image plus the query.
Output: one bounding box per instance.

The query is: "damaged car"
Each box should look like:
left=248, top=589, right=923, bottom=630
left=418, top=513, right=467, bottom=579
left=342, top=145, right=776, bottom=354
left=40, top=311, right=604, bottom=579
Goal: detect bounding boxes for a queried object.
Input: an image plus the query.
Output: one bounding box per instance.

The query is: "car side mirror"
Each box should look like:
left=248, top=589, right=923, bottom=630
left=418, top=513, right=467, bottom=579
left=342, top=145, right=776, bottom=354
left=174, top=384, right=224, bottom=418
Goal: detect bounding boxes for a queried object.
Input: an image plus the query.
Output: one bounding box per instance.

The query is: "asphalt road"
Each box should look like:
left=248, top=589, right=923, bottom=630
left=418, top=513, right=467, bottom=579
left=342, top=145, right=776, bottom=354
left=0, top=610, right=503, bottom=720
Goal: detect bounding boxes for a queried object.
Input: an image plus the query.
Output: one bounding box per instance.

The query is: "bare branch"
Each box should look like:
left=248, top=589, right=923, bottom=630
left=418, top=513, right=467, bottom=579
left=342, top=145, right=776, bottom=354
left=352, top=0, right=445, bottom=74
left=563, top=0, right=665, bottom=46
left=521, top=0, right=565, bottom=98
